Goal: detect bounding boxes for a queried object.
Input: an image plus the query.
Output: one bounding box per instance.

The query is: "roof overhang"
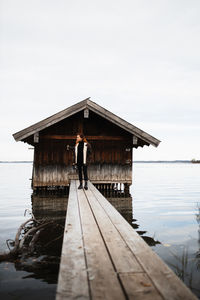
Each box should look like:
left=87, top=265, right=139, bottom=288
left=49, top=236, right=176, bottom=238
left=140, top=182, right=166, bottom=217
left=13, top=97, right=161, bottom=147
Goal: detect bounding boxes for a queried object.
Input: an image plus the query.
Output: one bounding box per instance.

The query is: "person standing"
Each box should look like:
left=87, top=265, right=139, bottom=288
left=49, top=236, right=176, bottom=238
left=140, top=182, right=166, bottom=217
left=74, top=134, right=92, bottom=190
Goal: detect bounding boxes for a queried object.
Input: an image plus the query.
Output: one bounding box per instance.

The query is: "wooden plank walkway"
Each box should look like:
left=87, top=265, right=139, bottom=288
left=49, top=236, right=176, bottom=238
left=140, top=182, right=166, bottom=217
left=56, top=180, right=197, bottom=300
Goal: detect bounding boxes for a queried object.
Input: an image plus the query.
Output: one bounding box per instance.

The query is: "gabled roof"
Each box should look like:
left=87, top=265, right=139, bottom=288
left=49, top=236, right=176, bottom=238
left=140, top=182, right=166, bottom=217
left=13, top=98, right=161, bottom=147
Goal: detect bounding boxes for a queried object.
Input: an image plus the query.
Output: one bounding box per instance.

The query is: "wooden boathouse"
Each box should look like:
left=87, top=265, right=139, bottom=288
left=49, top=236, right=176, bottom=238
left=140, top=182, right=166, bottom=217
left=13, top=98, right=160, bottom=193
left=13, top=99, right=198, bottom=299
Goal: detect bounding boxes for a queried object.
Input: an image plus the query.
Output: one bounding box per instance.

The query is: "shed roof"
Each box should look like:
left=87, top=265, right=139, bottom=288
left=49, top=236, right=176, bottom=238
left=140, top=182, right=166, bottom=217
left=13, top=98, right=161, bottom=147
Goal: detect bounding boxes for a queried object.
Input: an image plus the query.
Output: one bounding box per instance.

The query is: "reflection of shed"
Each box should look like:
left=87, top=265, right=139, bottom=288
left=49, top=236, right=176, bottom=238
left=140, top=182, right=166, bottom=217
left=13, top=98, right=161, bottom=192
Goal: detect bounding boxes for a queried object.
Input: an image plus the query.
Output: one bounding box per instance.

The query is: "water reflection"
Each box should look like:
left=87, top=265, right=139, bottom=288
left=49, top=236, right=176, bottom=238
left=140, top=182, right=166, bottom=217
left=31, top=195, right=68, bottom=220
left=21, top=195, right=68, bottom=283
left=98, top=188, right=161, bottom=247
left=161, top=203, right=200, bottom=296
left=13, top=217, right=64, bottom=281
left=0, top=195, right=67, bottom=300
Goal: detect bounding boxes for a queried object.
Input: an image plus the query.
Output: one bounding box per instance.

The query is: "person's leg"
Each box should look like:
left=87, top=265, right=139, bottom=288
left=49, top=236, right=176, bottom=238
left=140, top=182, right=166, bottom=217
left=83, top=165, right=88, bottom=190
left=77, top=165, right=83, bottom=189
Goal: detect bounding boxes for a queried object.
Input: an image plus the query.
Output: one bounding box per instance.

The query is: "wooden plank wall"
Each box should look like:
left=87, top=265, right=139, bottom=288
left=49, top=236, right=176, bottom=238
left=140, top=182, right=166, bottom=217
left=31, top=110, right=133, bottom=188
left=34, top=140, right=131, bottom=165
left=32, top=163, right=132, bottom=187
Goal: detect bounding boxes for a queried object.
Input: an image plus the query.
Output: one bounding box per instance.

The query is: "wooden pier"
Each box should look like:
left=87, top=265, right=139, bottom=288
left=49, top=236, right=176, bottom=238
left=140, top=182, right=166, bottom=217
left=56, top=180, right=197, bottom=300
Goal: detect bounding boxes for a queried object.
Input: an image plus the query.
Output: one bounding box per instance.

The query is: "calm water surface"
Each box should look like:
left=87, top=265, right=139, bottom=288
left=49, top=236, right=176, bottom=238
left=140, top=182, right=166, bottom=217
left=0, top=163, right=60, bottom=300
left=132, top=162, right=200, bottom=298
left=0, top=162, right=199, bottom=299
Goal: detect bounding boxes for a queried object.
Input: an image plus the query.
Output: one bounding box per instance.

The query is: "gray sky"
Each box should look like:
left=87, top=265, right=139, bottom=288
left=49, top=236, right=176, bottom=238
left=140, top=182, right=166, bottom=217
left=1, top=0, right=200, bottom=160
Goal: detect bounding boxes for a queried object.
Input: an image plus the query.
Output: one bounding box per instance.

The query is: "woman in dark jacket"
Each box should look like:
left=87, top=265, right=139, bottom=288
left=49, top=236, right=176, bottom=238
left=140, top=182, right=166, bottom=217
left=74, top=134, right=92, bottom=190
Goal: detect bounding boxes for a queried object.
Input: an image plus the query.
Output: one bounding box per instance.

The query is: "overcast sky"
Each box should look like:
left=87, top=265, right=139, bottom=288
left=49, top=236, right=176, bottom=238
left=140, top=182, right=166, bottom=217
left=1, top=0, right=200, bottom=161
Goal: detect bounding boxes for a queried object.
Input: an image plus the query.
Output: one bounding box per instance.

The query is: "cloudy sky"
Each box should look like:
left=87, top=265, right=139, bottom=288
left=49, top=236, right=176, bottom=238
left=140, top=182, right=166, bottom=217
left=1, top=0, right=200, bottom=161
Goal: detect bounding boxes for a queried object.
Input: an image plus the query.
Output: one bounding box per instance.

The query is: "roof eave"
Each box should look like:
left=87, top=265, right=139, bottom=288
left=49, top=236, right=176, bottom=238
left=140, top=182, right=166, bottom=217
left=12, top=98, right=161, bottom=148
left=86, top=101, right=161, bottom=147
left=13, top=98, right=90, bottom=141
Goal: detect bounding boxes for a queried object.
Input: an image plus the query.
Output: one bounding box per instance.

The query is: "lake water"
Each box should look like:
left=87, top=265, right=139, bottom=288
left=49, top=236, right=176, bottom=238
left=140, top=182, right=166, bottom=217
left=0, top=162, right=199, bottom=299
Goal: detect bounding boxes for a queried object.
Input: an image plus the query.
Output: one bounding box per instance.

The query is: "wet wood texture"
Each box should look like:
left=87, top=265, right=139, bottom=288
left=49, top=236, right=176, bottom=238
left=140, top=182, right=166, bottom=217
left=56, top=180, right=197, bottom=300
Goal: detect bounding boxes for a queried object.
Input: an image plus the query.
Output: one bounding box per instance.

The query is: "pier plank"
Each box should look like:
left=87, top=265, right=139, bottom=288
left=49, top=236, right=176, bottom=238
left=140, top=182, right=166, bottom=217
left=84, top=187, right=143, bottom=274
left=119, top=272, right=163, bottom=300
left=56, top=180, right=89, bottom=300
left=76, top=181, right=125, bottom=300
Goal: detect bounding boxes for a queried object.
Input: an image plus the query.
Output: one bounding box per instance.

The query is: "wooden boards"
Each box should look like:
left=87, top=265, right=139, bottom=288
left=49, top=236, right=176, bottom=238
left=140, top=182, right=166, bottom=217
left=33, top=164, right=132, bottom=187
left=56, top=180, right=89, bottom=300
left=56, top=180, right=197, bottom=300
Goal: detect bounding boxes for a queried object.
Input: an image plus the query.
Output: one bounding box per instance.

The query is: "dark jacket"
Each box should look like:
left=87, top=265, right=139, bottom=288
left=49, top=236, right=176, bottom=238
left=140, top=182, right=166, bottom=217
left=74, top=142, right=92, bottom=165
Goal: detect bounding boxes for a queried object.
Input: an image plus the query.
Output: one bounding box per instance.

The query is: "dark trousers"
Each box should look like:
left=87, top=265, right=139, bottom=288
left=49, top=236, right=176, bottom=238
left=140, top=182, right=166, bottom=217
left=77, top=164, right=88, bottom=182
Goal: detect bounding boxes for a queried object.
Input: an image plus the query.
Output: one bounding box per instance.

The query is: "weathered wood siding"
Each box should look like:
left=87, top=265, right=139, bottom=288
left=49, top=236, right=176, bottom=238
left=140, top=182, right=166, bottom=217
left=33, top=164, right=132, bottom=187
left=31, top=110, right=133, bottom=188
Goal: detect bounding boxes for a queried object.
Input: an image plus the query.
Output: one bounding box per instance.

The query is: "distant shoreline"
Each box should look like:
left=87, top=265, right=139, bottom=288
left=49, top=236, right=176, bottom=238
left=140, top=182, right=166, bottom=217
left=134, top=160, right=191, bottom=163
left=0, top=160, right=192, bottom=163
